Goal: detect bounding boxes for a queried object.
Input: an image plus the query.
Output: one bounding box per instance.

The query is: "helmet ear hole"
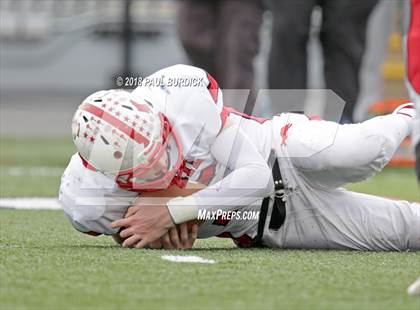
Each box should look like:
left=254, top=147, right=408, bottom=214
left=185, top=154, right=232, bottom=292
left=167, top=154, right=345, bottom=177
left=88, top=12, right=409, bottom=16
left=113, top=151, right=123, bottom=159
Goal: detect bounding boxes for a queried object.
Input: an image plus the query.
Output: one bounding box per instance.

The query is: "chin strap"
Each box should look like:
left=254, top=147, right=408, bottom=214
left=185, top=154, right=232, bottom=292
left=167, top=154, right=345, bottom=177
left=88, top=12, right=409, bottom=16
left=79, top=153, right=97, bottom=171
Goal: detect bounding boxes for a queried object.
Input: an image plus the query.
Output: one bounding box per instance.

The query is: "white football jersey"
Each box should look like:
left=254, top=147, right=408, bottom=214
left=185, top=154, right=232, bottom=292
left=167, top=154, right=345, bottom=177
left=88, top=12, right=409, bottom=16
left=60, top=64, right=275, bottom=241
left=132, top=65, right=224, bottom=157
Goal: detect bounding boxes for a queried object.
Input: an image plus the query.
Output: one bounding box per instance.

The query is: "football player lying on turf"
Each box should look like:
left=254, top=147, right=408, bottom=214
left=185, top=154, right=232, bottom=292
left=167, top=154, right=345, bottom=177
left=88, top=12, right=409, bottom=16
left=59, top=65, right=419, bottom=251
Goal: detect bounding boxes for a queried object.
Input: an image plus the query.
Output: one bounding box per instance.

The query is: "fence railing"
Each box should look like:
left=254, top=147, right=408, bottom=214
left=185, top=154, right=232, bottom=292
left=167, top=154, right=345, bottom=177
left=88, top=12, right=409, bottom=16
left=0, top=0, right=178, bottom=40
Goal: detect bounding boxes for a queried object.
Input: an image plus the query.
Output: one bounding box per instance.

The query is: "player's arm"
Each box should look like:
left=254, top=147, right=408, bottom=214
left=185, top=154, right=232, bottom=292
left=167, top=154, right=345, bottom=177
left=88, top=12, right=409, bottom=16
left=114, top=182, right=203, bottom=248
left=59, top=154, right=138, bottom=236
left=60, top=155, right=200, bottom=249
left=166, top=122, right=274, bottom=224
left=111, top=123, right=274, bottom=248
left=111, top=66, right=270, bottom=247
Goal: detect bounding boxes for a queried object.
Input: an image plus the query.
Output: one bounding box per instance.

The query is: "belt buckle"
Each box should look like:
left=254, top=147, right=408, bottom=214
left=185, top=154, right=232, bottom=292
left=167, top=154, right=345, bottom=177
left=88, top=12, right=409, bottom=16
left=274, top=179, right=284, bottom=199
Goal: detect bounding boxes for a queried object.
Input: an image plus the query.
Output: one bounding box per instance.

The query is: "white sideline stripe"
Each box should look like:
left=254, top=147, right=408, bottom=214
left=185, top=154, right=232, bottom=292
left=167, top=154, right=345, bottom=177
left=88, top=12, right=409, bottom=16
left=0, top=198, right=61, bottom=210
left=161, top=255, right=216, bottom=264
left=1, top=166, right=64, bottom=177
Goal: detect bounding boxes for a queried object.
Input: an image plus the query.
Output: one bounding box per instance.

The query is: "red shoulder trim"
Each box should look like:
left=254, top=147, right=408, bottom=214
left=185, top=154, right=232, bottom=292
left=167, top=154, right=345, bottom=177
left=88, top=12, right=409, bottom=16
left=206, top=72, right=219, bottom=104
left=220, top=107, right=269, bottom=128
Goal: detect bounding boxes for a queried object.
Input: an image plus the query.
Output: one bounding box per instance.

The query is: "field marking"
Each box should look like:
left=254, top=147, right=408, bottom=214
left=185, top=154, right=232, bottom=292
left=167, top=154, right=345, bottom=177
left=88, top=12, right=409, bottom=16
left=407, top=277, right=420, bottom=296
left=0, top=197, right=61, bottom=210
left=161, top=255, right=216, bottom=264
left=1, top=166, right=64, bottom=177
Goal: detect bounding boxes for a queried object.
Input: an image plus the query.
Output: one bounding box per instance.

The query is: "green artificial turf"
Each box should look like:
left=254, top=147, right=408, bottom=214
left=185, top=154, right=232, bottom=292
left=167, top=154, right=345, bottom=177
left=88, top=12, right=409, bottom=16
left=0, top=137, right=75, bottom=197
left=0, top=137, right=419, bottom=309
left=1, top=137, right=419, bottom=200
left=1, top=210, right=419, bottom=310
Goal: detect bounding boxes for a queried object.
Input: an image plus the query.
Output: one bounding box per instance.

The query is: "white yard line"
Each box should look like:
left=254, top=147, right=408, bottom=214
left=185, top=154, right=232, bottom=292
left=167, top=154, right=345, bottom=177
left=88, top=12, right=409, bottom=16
left=0, top=197, right=61, bottom=210
left=1, top=166, right=64, bottom=177
left=161, top=255, right=216, bottom=264
left=407, top=277, right=420, bottom=296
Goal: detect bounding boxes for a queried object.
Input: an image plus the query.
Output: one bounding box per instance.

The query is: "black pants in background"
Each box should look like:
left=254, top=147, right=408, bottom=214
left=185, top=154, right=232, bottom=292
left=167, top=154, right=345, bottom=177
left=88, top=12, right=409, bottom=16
left=269, top=0, right=378, bottom=123
left=178, top=0, right=264, bottom=113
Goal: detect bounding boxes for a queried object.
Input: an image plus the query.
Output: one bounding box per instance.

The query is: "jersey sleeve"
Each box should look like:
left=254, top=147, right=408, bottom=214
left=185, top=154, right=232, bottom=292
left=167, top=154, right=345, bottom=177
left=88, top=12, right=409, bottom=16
left=132, top=64, right=224, bottom=160
left=166, top=123, right=274, bottom=224
left=59, top=153, right=137, bottom=235
left=194, top=123, right=274, bottom=209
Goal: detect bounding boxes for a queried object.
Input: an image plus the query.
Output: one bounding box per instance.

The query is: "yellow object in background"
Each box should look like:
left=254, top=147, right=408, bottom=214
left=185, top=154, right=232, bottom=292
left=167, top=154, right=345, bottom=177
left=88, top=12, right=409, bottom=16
left=388, top=32, right=402, bottom=52
left=382, top=32, right=404, bottom=80
left=382, top=61, right=405, bottom=80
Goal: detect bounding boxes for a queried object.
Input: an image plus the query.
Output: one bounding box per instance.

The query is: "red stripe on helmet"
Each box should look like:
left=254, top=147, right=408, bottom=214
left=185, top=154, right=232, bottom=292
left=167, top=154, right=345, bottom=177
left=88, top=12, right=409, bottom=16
left=80, top=103, right=150, bottom=147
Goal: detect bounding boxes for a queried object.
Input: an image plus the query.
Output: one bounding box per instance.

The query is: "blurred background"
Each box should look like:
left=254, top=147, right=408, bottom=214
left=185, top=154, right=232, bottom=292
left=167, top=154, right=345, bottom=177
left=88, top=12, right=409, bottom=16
left=0, top=0, right=418, bottom=200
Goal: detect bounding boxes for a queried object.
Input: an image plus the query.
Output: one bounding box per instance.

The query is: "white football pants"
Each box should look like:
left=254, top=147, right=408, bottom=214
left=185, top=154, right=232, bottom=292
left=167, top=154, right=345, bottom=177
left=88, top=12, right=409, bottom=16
left=264, top=113, right=420, bottom=251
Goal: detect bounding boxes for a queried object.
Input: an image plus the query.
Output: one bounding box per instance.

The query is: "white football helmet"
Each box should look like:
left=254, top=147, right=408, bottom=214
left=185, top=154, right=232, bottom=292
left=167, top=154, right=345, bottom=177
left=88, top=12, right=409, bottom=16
left=72, top=89, right=183, bottom=191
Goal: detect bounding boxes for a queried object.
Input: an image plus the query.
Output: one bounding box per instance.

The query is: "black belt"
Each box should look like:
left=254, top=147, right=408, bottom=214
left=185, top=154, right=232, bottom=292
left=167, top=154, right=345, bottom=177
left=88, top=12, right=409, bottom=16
left=253, top=158, right=286, bottom=248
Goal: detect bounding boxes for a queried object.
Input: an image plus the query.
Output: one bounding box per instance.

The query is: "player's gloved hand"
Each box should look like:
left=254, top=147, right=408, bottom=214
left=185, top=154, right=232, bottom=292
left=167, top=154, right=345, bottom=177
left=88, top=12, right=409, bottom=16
left=111, top=203, right=175, bottom=248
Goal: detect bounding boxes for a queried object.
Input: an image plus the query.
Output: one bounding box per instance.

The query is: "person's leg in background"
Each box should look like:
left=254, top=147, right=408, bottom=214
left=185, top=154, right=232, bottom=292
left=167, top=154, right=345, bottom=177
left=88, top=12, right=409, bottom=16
left=214, top=0, right=263, bottom=90
left=354, top=0, right=396, bottom=122
left=214, top=0, right=264, bottom=113
left=178, top=0, right=263, bottom=114
left=404, top=0, right=420, bottom=182
left=268, top=0, right=316, bottom=90
left=268, top=0, right=317, bottom=113
left=177, top=0, right=218, bottom=77
left=320, top=0, right=378, bottom=124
